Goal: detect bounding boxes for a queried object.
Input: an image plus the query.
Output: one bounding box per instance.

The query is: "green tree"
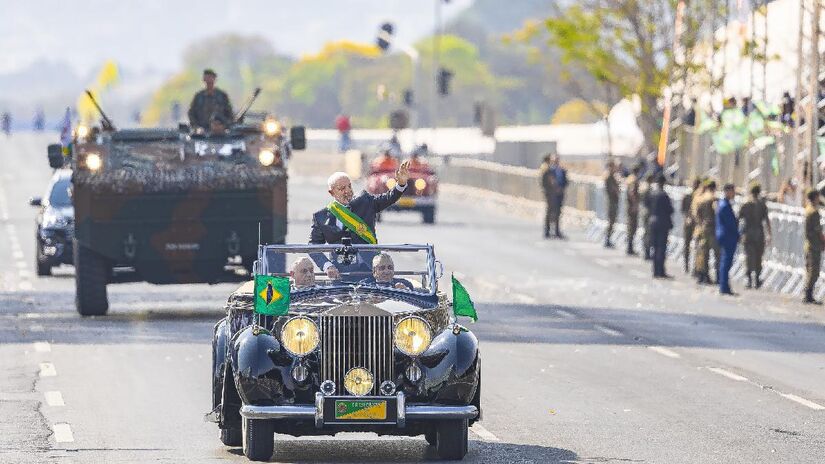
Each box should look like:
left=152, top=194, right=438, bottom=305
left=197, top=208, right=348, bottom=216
left=551, top=99, right=608, bottom=124
left=523, top=1, right=720, bottom=153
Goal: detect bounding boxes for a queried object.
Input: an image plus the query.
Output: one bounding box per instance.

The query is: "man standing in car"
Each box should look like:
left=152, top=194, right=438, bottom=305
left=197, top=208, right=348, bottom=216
left=188, top=69, right=234, bottom=132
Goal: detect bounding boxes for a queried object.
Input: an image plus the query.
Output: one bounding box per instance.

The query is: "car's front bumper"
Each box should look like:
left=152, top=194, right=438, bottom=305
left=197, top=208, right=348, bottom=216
left=240, top=392, right=478, bottom=428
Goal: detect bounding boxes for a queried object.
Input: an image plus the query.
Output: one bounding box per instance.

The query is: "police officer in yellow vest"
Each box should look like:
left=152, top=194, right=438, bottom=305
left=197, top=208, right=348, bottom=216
left=309, top=161, right=410, bottom=279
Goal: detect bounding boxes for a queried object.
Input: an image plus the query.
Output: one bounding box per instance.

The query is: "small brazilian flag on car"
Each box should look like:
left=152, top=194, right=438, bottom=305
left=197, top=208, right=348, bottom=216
left=451, top=275, right=477, bottom=322
left=254, top=275, right=290, bottom=316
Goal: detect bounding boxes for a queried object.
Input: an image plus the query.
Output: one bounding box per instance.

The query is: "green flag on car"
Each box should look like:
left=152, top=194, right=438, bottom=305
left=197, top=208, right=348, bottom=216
left=254, top=275, right=290, bottom=316
left=451, top=275, right=477, bottom=322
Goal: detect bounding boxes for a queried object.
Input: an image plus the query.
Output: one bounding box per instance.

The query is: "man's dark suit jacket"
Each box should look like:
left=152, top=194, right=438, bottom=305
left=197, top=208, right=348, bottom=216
left=309, top=187, right=405, bottom=271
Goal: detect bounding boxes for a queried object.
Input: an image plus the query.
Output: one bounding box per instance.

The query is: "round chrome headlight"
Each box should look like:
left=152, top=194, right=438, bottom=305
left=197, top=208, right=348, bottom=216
left=414, top=178, right=427, bottom=190
left=385, top=178, right=397, bottom=189
left=85, top=153, right=102, bottom=171
left=258, top=149, right=276, bottom=166
left=280, top=317, right=319, bottom=356
left=344, top=367, right=374, bottom=396
left=394, top=316, right=432, bottom=356
left=76, top=125, right=90, bottom=139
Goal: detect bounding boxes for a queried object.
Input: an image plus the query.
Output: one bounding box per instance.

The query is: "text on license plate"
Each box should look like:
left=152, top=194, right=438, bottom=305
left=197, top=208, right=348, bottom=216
left=396, top=198, right=416, bottom=207
left=334, top=400, right=387, bottom=420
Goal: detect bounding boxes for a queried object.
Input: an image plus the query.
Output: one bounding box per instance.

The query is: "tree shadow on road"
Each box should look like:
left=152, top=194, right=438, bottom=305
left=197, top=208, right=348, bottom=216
left=226, top=437, right=578, bottom=463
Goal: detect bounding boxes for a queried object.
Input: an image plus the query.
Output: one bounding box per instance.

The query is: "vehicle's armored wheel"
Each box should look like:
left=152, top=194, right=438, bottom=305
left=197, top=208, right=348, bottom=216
left=35, top=240, right=51, bottom=276
left=425, top=428, right=437, bottom=446
left=436, top=418, right=468, bottom=460
left=219, top=427, right=242, bottom=446
left=422, top=207, right=436, bottom=224
left=74, top=243, right=109, bottom=316
left=242, top=417, right=274, bottom=462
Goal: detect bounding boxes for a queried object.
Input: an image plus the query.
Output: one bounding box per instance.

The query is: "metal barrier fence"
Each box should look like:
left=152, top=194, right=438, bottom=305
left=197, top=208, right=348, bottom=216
left=438, top=157, right=817, bottom=299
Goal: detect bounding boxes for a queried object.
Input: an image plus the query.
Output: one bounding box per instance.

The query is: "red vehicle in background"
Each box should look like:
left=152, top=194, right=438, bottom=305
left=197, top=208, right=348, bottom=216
left=366, top=146, right=438, bottom=224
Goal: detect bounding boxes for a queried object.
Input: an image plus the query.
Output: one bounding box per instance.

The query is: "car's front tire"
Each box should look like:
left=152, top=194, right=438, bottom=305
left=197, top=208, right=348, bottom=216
left=425, top=428, right=437, bottom=446
left=219, top=427, right=242, bottom=447
left=436, top=418, right=468, bottom=460
left=242, top=417, right=274, bottom=462
left=36, top=243, right=51, bottom=277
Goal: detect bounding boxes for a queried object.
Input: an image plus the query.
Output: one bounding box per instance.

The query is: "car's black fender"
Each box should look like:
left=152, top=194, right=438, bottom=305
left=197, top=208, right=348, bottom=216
left=230, top=326, right=292, bottom=406
left=408, top=324, right=480, bottom=405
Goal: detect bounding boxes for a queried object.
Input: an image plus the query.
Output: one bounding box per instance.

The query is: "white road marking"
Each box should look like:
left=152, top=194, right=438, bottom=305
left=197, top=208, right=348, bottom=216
left=33, top=341, right=51, bottom=352
left=52, top=423, right=74, bottom=443
left=18, top=269, right=32, bottom=278
left=12, top=250, right=23, bottom=259
left=647, top=346, right=681, bottom=359
left=15, top=261, right=26, bottom=269
left=556, top=309, right=576, bottom=319
left=45, top=391, right=65, bottom=407
left=513, top=293, right=537, bottom=304
left=776, top=393, right=825, bottom=411
left=594, top=325, right=623, bottom=337
left=29, top=324, right=44, bottom=332
left=39, top=362, right=57, bottom=377
left=470, top=423, right=500, bottom=442
left=18, top=281, right=33, bottom=291
left=707, top=367, right=748, bottom=382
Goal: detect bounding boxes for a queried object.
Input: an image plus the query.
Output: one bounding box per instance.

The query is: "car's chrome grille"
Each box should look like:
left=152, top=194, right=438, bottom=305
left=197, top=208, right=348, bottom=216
left=319, top=315, right=394, bottom=396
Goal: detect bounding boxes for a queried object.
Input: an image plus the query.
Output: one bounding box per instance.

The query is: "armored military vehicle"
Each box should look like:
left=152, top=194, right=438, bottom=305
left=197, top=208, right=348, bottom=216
left=48, top=90, right=305, bottom=316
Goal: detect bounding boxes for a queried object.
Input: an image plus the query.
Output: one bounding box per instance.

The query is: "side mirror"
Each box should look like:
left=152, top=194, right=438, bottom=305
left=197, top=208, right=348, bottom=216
left=435, top=260, right=444, bottom=279
left=29, top=197, right=42, bottom=207
left=47, top=144, right=64, bottom=169
left=290, top=126, right=306, bottom=151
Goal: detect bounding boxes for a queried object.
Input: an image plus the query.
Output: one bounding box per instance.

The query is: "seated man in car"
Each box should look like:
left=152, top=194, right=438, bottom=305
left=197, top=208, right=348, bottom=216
left=368, top=252, right=414, bottom=290
left=290, top=257, right=316, bottom=289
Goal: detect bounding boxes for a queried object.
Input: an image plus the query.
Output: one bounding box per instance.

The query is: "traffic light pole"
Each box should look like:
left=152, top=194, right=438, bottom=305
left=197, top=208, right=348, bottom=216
left=402, top=46, right=420, bottom=146
left=431, top=0, right=443, bottom=152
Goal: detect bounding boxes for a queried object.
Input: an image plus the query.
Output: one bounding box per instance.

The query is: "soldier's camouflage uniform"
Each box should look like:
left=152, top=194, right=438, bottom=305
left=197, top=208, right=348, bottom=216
left=625, top=174, right=640, bottom=254
left=640, top=181, right=652, bottom=259
left=738, top=195, right=769, bottom=286
left=681, top=187, right=698, bottom=273
left=604, top=172, right=620, bottom=247
left=692, top=190, right=718, bottom=282
left=188, top=88, right=234, bottom=130
left=804, top=203, right=823, bottom=301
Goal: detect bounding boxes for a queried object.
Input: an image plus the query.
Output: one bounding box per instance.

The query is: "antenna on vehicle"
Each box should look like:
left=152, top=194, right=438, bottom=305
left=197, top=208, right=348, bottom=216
left=258, top=222, right=262, bottom=247
left=84, top=89, right=116, bottom=131
left=234, top=87, right=262, bottom=124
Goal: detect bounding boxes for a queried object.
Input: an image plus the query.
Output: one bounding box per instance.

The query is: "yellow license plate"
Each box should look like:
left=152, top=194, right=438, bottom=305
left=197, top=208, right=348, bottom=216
left=334, top=400, right=387, bottom=420
left=396, top=197, right=416, bottom=207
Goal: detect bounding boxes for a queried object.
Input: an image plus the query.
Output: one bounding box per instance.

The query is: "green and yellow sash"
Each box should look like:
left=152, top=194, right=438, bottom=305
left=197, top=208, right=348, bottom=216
left=327, top=201, right=377, bottom=244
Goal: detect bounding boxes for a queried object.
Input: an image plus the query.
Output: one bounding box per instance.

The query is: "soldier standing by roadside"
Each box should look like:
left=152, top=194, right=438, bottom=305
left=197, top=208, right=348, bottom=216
left=738, top=183, right=772, bottom=289
left=549, top=155, right=569, bottom=239
left=625, top=164, right=642, bottom=255
left=803, top=189, right=824, bottom=304
left=681, top=178, right=702, bottom=273
left=716, top=184, right=740, bottom=295
left=649, top=175, right=674, bottom=278
left=640, top=173, right=655, bottom=260
left=604, top=160, right=620, bottom=248
left=693, top=180, right=719, bottom=284
left=539, top=155, right=559, bottom=239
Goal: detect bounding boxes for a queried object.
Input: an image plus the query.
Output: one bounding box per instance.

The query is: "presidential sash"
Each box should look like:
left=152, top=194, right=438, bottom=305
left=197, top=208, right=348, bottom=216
left=326, top=201, right=377, bottom=244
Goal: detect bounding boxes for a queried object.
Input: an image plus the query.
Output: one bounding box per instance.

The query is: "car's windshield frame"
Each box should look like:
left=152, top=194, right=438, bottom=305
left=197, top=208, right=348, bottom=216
left=257, top=244, right=438, bottom=296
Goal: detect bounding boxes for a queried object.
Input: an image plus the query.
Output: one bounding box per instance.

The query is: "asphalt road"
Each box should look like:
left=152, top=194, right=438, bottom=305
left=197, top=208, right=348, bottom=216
left=1, top=133, right=825, bottom=463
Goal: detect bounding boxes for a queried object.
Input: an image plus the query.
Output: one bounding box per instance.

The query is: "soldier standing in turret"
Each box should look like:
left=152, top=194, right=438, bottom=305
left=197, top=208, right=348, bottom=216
left=188, top=69, right=234, bottom=132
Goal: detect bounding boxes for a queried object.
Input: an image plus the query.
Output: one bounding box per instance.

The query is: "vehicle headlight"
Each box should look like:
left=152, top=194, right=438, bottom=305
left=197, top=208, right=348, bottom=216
left=394, top=316, right=432, bottom=356
left=280, top=316, right=319, bottom=356
left=76, top=125, right=89, bottom=139
left=264, top=120, right=282, bottom=136
left=386, top=178, right=397, bottom=189
left=85, top=153, right=102, bottom=171
left=414, top=178, right=427, bottom=190
left=258, top=149, right=276, bottom=166
left=344, top=367, right=374, bottom=396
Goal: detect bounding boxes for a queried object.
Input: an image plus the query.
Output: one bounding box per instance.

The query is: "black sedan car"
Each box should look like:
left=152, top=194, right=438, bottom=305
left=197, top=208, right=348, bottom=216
left=207, top=244, right=481, bottom=461
left=30, top=169, right=73, bottom=275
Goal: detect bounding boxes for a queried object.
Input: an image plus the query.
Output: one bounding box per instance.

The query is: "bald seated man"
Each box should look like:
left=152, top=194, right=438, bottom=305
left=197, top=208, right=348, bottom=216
left=371, top=252, right=414, bottom=290
left=290, top=257, right=316, bottom=289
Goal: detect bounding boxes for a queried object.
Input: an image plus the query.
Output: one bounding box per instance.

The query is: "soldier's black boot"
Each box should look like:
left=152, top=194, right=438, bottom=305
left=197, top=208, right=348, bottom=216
left=803, top=289, right=818, bottom=304
left=755, top=272, right=763, bottom=289
left=745, top=273, right=753, bottom=289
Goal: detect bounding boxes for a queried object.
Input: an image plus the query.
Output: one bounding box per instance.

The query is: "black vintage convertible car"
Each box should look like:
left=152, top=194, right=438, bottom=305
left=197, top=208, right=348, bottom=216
left=207, top=243, right=481, bottom=461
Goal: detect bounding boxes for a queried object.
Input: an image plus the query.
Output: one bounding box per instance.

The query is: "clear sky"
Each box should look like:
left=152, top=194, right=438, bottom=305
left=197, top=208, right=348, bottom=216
left=0, top=0, right=473, bottom=75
